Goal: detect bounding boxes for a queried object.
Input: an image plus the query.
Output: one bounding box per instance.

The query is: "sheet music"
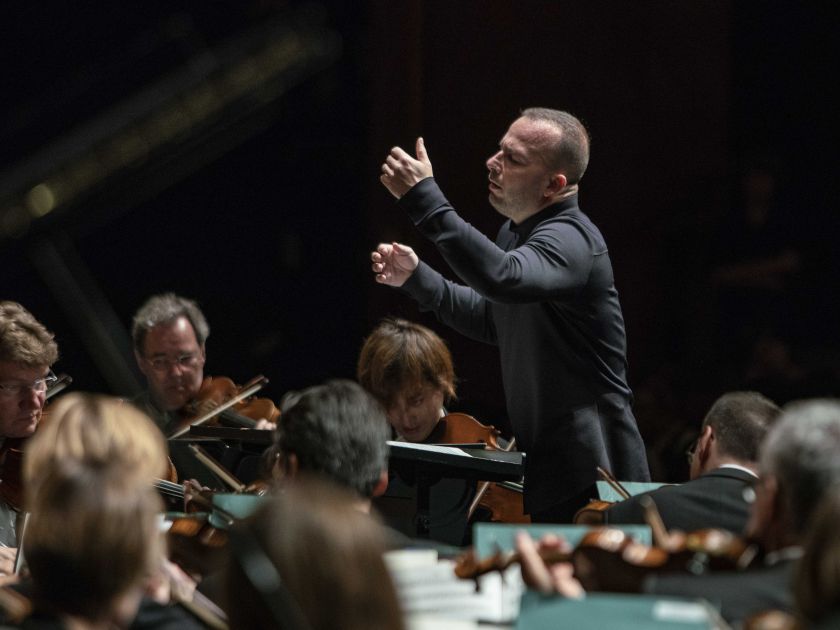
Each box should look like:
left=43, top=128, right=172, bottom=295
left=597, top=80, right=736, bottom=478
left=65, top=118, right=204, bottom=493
left=387, top=441, right=474, bottom=457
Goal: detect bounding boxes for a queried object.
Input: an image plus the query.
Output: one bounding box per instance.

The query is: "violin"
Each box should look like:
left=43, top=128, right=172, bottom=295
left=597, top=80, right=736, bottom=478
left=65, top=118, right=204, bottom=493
left=170, top=375, right=280, bottom=439
left=155, top=444, right=269, bottom=510
left=163, top=445, right=266, bottom=578
left=166, top=511, right=231, bottom=581
left=0, top=374, right=73, bottom=511
left=454, top=526, right=671, bottom=592
left=455, top=525, right=758, bottom=593
left=573, top=467, right=632, bottom=525
left=432, top=412, right=530, bottom=524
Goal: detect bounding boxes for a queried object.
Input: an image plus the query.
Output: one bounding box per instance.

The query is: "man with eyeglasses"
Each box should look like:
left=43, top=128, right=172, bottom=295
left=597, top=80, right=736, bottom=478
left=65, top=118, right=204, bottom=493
left=600, top=391, right=780, bottom=534
left=131, top=293, right=209, bottom=435
left=131, top=293, right=275, bottom=486
left=0, top=301, right=59, bottom=564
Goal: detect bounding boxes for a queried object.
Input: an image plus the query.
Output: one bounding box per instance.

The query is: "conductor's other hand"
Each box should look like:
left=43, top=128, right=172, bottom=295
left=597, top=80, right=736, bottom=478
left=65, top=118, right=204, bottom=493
left=380, top=137, right=433, bottom=198
left=371, top=242, right=419, bottom=287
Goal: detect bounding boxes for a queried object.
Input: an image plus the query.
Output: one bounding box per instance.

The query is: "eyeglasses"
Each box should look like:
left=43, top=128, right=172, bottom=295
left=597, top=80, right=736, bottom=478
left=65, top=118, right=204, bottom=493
left=0, top=371, right=58, bottom=397
left=143, top=353, right=202, bottom=372
left=685, top=438, right=699, bottom=467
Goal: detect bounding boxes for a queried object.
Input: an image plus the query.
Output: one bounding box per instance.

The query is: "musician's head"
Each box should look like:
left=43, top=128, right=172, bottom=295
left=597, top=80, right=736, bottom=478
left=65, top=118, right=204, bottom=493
left=746, top=399, right=840, bottom=546
left=270, top=379, right=390, bottom=507
left=132, top=293, right=208, bottom=411
left=794, top=488, right=840, bottom=625
left=0, top=301, right=59, bottom=439
left=24, top=459, right=163, bottom=626
left=688, top=391, right=780, bottom=479
left=225, top=477, right=405, bottom=630
left=357, top=317, right=456, bottom=442
left=23, top=393, right=170, bottom=505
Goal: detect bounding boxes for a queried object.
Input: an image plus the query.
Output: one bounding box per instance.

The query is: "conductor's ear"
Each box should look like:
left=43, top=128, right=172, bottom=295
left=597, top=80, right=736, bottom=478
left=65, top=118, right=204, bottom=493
left=546, top=172, right=568, bottom=196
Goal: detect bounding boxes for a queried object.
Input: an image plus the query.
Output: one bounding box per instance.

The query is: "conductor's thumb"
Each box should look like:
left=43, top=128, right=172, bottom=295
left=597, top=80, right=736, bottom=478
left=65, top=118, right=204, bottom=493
left=416, top=137, right=429, bottom=163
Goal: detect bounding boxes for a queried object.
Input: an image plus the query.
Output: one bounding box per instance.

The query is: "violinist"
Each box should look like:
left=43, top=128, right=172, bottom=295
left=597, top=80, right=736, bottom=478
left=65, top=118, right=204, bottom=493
left=18, top=460, right=165, bottom=630
left=357, top=317, right=456, bottom=444
left=131, top=293, right=274, bottom=484
left=0, top=301, right=58, bottom=562
left=130, top=293, right=209, bottom=435
left=358, top=318, right=525, bottom=525
left=224, top=477, right=405, bottom=630
left=269, top=380, right=391, bottom=512
left=12, top=392, right=208, bottom=629
left=603, top=391, right=780, bottom=534
left=519, top=399, right=840, bottom=625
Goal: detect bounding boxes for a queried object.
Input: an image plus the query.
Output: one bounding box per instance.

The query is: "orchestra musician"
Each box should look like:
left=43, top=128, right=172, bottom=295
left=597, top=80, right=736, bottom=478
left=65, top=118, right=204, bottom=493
left=601, top=391, right=780, bottom=534
left=0, top=301, right=59, bottom=570
left=21, top=460, right=164, bottom=629
left=356, top=317, right=457, bottom=443
left=14, top=392, right=208, bottom=629
left=518, top=398, right=840, bottom=625
left=130, top=293, right=274, bottom=484
left=358, top=318, right=527, bottom=525
left=224, top=477, right=406, bottom=630
left=269, top=379, right=391, bottom=512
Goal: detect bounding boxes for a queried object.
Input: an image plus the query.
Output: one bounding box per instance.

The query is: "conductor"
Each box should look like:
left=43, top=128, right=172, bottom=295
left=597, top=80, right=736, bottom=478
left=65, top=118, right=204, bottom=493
left=371, top=108, right=650, bottom=522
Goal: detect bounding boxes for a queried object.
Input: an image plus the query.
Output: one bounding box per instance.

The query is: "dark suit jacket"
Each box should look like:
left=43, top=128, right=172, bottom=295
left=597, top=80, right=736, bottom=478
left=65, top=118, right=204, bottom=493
left=643, top=557, right=796, bottom=624
left=604, top=467, right=756, bottom=534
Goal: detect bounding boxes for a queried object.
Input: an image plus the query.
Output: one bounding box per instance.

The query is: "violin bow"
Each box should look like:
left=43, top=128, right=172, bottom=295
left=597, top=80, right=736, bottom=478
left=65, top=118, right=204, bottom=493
left=188, top=444, right=247, bottom=493
left=639, top=495, right=672, bottom=550
left=177, top=591, right=229, bottom=630
left=153, top=478, right=236, bottom=522
left=169, top=376, right=268, bottom=439
left=597, top=466, right=631, bottom=500
left=467, top=437, right=518, bottom=520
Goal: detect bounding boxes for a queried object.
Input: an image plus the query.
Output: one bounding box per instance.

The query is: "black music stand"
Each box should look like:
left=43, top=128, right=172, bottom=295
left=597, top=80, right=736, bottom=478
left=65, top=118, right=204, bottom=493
left=374, top=441, right=525, bottom=546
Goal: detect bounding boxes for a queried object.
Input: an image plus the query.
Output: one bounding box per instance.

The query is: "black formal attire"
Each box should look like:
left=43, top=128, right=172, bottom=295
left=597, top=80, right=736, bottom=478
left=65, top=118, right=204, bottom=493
left=643, top=552, right=798, bottom=625
left=132, top=392, right=222, bottom=488
left=604, top=466, right=756, bottom=534
left=398, top=179, right=650, bottom=519
left=2, top=581, right=208, bottom=630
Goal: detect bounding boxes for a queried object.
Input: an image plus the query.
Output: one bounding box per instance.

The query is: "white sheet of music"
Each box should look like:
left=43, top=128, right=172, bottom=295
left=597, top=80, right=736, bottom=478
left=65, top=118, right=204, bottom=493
left=387, top=440, right=475, bottom=457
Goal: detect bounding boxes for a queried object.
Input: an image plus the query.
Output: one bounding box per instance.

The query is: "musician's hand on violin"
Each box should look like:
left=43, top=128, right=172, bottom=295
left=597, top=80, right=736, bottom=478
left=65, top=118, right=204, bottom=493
left=516, top=532, right=584, bottom=599
left=163, top=558, right=197, bottom=603
left=146, top=559, right=197, bottom=605
left=0, top=546, right=16, bottom=577
left=371, top=242, right=419, bottom=287
left=663, top=529, right=688, bottom=553
left=183, top=479, right=212, bottom=512
left=254, top=418, right=276, bottom=431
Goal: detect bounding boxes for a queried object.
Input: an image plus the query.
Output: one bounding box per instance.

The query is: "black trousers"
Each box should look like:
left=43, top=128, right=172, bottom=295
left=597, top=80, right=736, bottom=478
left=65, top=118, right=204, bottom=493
left=528, top=484, right=597, bottom=524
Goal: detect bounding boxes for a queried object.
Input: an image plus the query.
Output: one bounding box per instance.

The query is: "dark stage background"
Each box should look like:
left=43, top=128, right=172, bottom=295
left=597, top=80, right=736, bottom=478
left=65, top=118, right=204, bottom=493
left=2, top=1, right=838, bottom=481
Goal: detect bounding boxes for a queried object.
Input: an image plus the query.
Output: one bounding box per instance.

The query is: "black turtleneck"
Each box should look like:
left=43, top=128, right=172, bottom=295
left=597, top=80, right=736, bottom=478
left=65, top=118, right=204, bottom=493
left=399, top=177, right=650, bottom=513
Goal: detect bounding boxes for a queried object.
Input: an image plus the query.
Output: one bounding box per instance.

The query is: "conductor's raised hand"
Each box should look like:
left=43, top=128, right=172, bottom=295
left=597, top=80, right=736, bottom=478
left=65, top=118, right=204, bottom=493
left=371, top=242, right=419, bottom=287
left=380, top=137, right=433, bottom=199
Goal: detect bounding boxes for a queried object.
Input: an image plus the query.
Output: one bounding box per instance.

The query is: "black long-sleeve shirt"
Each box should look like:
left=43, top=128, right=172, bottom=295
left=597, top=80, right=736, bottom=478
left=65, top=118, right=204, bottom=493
left=400, top=178, right=649, bottom=511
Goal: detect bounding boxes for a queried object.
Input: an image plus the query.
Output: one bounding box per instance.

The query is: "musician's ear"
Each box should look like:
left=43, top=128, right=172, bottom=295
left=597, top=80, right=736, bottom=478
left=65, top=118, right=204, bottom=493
left=135, top=350, right=150, bottom=378
left=372, top=469, right=389, bottom=498
left=698, top=425, right=714, bottom=460
left=275, top=452, right=298, bottom=481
